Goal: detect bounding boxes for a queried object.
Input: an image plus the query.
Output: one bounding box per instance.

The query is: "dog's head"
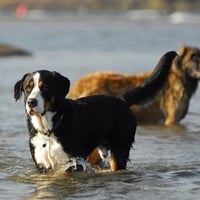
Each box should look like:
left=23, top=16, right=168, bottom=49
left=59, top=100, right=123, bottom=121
left=14, top=70, right=70, bottom=116
left=176, top=45, right=200, bottom=79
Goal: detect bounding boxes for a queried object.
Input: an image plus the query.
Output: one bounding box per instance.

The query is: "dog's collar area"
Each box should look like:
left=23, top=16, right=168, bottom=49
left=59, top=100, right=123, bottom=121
left=41, top=135, right=49, bottom=150
left=36, top=113, right=65, bottom=137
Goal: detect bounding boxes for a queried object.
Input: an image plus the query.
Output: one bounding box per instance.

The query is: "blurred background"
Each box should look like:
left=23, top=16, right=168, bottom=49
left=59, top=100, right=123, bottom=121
left=0, top=0, right=200, bottom=11
left=0, top=0, right=200, bottom=81
left=0, top=1, right=200, bottom=200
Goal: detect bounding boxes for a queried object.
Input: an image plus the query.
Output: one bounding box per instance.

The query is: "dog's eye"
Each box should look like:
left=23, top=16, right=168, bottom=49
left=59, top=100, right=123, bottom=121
left=41, top=85, right=48, bottom=91
left=40, top=85, right=49, bottom=94
left=25, top=85, right=32, bottom=93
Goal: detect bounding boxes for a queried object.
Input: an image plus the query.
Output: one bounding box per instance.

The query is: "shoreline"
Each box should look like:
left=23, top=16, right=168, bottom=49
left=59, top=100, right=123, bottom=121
left=0, top=1, right=199, bottom=12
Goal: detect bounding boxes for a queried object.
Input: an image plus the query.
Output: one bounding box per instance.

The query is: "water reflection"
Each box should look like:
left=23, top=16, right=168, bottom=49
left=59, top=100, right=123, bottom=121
left=13, top=172, right=81, bottom=199
left=11, top=170, right=142, bottom=200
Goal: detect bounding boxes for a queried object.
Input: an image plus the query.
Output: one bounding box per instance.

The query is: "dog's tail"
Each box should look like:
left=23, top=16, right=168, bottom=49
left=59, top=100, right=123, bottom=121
left=122, top=51, right=177, bottom=107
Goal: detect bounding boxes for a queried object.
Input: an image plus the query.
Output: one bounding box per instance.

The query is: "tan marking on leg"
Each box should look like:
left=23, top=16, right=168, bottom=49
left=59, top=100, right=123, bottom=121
left=87, top=148, right=102, bottom=167
left=110, top=153, right=118, bottom=172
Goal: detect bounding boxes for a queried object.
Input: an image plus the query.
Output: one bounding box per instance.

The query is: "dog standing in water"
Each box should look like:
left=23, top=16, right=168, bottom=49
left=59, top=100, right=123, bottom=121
left=14, top=51, right=176, bottom=172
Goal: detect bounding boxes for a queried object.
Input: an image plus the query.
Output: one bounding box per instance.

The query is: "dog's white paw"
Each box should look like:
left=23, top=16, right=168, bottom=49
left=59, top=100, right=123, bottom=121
left=66, top=157, right=92, bottom=172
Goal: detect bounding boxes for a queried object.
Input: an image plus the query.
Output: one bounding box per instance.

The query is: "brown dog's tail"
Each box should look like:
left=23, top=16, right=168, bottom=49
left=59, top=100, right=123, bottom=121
left=122, top=51, right=177, bottom=107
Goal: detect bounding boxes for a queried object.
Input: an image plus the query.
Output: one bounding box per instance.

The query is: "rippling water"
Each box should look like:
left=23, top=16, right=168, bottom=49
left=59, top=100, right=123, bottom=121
left=0, top=11, right=200, bottom=200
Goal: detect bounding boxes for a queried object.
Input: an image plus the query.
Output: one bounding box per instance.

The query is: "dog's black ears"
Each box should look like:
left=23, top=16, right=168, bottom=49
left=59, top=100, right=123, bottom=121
left=51, top=71, right=70, bottom=97
left=14, top=71, right=70, bottom=101
left=14, top=73, right=29, bottom=101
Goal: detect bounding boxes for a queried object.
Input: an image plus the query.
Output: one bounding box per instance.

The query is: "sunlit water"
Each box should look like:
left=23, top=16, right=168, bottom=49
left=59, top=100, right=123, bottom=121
left=0, top=11, right=200, bottom=200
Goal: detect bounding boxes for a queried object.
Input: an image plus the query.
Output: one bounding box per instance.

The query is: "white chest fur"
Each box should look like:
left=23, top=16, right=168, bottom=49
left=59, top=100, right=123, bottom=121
left=30, top=111, right=55, bottom=134
left=30, top=132, right=70, bottom=170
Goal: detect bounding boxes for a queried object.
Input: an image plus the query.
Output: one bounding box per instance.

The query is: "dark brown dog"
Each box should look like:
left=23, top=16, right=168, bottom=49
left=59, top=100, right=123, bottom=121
left=69, top=46, right=200, bottom=125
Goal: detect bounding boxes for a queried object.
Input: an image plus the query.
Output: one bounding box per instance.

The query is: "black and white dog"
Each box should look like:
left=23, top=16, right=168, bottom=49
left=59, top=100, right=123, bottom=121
left=14, top=51, right=176, bottom=172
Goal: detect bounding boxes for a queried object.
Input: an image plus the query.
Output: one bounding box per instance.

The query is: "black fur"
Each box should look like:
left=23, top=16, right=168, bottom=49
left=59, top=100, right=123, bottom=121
left=122, top=51, right=177, bottom=106
left=14, top=51, right=177, bottom=171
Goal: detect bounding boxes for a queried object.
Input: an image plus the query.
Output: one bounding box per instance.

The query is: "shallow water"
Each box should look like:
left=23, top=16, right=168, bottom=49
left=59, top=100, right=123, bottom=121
left=0, top=11, right=200, bottom=200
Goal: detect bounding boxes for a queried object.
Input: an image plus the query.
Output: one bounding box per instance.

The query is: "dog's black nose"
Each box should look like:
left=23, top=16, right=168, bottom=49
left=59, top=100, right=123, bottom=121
left=28, top=98, right=37, bottom=108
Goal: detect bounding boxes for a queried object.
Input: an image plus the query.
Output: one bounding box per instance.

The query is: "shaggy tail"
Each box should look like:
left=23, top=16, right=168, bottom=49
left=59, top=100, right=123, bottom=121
left=122, top=51, right=177, bottom=107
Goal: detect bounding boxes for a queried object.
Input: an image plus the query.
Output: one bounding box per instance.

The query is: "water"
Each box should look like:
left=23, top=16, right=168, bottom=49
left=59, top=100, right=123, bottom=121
left=0, top=10, right=200, bottom=200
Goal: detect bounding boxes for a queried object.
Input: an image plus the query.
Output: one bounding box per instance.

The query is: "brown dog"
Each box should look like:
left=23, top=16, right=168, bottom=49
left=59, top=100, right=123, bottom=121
left=69, top=46, right=200, bottom=125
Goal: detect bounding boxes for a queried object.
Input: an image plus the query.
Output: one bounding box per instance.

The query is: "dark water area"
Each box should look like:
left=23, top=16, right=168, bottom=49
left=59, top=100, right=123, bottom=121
left=0, top=10, right=200, bottom=200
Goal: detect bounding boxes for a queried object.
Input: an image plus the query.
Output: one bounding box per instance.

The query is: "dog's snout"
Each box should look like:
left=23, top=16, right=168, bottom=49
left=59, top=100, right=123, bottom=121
left=28, top=98, right=38, bottom=108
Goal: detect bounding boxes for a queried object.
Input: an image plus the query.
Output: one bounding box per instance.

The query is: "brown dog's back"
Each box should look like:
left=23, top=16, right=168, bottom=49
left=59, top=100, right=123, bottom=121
left=69, top=72, right=150, bottom=98
left=69, top=46, right=200, bottom=125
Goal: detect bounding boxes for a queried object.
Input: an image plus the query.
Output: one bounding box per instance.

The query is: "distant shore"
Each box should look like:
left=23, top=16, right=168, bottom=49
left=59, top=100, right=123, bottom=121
left=0, top=0, right=199, bottom=12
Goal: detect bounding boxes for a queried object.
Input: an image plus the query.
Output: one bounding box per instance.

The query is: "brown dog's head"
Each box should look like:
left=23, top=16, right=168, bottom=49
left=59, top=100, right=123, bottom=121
left=175, top=45, right=200, bottom=79
left=14, top=70, right=70, bottom=116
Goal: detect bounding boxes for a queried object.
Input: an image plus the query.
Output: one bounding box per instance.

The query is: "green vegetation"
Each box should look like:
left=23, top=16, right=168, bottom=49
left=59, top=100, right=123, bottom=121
left=0, top=0, right=199, bottom=11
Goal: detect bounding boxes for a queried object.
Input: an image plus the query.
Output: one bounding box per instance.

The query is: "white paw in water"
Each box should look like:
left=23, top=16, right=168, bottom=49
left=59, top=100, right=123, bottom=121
left=66, top=157, right=92, bottom=172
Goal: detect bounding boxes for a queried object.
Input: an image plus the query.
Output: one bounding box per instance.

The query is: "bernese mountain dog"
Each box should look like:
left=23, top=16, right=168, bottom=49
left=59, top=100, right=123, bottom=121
left=14, top=51, right=177, bottom=172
